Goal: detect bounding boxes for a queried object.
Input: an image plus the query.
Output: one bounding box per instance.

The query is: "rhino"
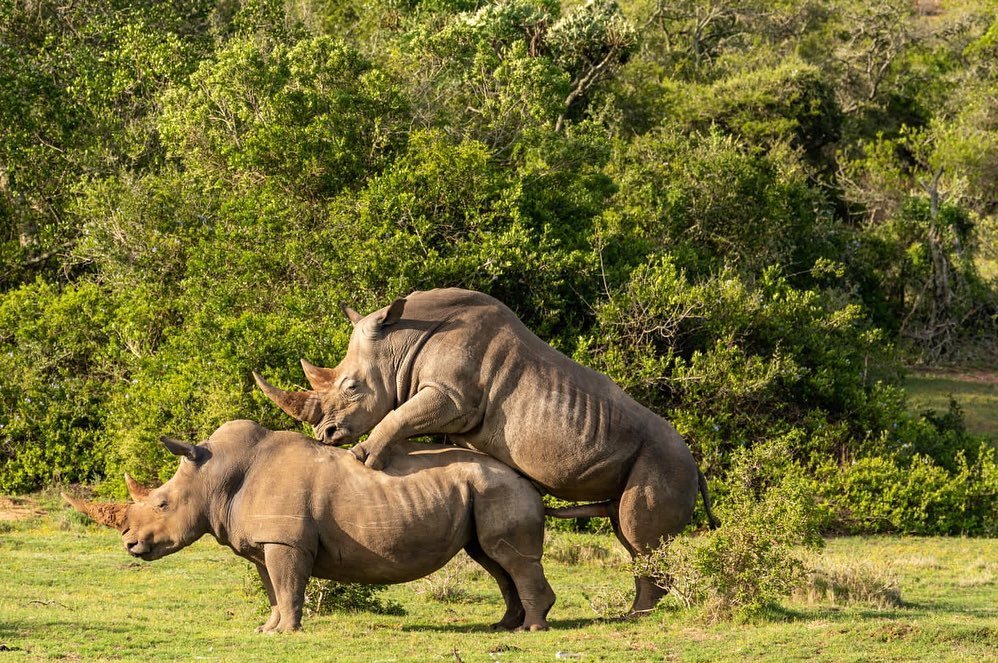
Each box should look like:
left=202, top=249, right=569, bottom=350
left=254, top=287, right=719, bottom=616
left=63, top=419, right=555, bottom=633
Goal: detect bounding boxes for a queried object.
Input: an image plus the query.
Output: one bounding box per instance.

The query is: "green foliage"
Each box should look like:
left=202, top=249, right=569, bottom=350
left=601, top=128, right=837, bottom=276
left=632, top=441, right=824, bottom=620
left=0, top=281, right=120, bottom=492
left=2, top=0, right=996, bottom=540
left=159, top=36, right=408, bottom=198
left=577, top=257, right=895, bottom=470
left=671, top=60, right=843, bottom=162
left=814, top=444, right=997, bottom=536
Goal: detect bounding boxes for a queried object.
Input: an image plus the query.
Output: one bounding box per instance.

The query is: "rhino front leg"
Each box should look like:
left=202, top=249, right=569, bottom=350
left=352, top=385, right=468, bottom=470
left=254, top=562, right=281, bottom=633
left=261, top=544, right=312, bottom=633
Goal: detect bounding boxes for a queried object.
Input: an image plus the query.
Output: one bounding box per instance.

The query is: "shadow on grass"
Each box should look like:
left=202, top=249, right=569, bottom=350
left=401, top=616, right=607, bottom=633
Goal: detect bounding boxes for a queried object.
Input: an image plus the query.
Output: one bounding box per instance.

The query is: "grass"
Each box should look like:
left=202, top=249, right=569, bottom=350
left=1, top=503, right=995, bottom=661
left=905, top=369, right=998, bottom=442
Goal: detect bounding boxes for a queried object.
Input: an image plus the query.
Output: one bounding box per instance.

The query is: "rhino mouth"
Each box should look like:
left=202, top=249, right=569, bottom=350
left=318, top=423, right=354, bottom=446
left=125, top=538, right=180, bottom=562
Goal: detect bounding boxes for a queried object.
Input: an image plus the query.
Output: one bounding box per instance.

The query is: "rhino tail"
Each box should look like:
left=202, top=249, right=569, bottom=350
left=698, top=468, right=720, bottom=530
left=544, top=501, right=614, bottom=519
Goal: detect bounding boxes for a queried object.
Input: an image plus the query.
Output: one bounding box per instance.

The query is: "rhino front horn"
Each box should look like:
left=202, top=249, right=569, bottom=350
left=62, top=493, right=128, bottom=531
left=252, top=371, right=323, bottom=425
left=124, top=473, right=152, bottom=501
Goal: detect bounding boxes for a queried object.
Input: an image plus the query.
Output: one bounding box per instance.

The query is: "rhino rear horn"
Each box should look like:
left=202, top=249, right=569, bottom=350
left=253, top=371, right=324, bottom=425
left=124, top=473, right=153, bottom=501
left=161, top=436, right=208, bottom=463
left=62, top=493, right=128, bottom=531
left=300, top=359, right=336, bottom=391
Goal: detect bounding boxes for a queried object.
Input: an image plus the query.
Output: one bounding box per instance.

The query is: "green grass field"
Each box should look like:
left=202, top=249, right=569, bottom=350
left=1, top=503, right=995, bottom=662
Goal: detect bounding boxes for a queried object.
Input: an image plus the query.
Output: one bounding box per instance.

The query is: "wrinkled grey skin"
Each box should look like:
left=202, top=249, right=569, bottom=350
left=63, top=420, right=555, bottom=633
left=255, top=288, right=718, bottom=616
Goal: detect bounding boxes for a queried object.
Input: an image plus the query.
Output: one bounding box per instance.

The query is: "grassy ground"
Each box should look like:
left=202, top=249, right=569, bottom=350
left=1, top=501, right=995, bottom=662
left=905, top=369, right=997, bottom=442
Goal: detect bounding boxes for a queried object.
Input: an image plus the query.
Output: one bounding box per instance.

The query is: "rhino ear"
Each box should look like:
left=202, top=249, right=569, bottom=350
left=124, top=473, right=153, bottom=501
left=340, top=302, right=364, bottom=326
left=372, top=298, right=406, bottom=329
left=161, top=436, right=207, bottom=464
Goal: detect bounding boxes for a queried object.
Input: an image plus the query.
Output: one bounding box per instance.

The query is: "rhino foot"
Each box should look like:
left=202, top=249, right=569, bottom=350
left=351, top=440, right=390, bottom=471
left=489, top=622, right=514, bottom=632
left=515, top=622, right=549, bottom=632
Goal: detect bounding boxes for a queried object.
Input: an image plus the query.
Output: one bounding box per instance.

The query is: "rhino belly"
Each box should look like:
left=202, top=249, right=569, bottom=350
left=311, top=486, right=475, bottom=584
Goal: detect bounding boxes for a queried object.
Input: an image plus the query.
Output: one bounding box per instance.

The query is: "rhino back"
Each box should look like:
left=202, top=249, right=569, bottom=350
left=230, top=433, right=520, bottom=584
left=400, top=290, right=679, bottom=499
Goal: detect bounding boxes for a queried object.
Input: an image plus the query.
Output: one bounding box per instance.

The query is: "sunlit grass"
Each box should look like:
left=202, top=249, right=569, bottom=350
left=1, top=510, right=995, bottom=661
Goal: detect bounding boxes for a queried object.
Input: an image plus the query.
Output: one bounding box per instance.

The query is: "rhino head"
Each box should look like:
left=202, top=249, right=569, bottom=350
left=63, top=437, right=211, bottom=561
left=253, top=298, right=406, bottom=446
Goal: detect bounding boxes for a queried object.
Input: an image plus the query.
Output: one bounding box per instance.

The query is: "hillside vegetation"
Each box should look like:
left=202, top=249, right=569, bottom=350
left=1, top=0, right=996, bottom=535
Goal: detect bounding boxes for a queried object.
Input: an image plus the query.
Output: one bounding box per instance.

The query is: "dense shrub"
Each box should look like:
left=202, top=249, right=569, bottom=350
left=0, top=282, right=120, bottom=492
left=1, top=0, right=995, bottom=542
left=576, top=257, right=898, bottom=471
left=814, top=445, right=997, bottom=536
left=632, top=442, right=824, bottom=620
left=671, top=61, right=843, bottom=163
left=600, top=129, right=839, bottom=277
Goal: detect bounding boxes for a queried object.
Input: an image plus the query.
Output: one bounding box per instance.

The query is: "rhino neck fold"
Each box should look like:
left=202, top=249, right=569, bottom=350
left=205, top=479, right=240, bottom=548
left=394, top=316, right=451, bottom=405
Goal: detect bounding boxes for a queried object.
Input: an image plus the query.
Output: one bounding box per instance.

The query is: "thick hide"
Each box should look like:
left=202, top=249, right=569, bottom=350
left=64, top=420, right=554, bottom=633
left=257, top=287, right=719, bottom=615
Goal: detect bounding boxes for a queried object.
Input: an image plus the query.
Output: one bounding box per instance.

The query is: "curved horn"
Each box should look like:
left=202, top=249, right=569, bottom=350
left=252, top=371, right=323, bottom=425
left=300, top=359, right=336, bottom=391
left=62, top=493, right=128, bottom=531
left=124, top=473, right=152, bottom=501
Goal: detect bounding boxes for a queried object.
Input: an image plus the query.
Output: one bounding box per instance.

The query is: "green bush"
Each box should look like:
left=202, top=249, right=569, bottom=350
left=600, top=128, right=838, bottom=277
left=0, top=281, right=121, bottom=493
left=672, top=60, right=843, bottom=162
left=632, top=442, right=824, bottom=620
left=814, top=444, right=997, bottom=536
left=576, top=257, right=898, bottom=472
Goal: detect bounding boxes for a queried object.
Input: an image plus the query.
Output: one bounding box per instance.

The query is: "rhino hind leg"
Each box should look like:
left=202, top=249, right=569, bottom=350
left=474, top=503, right=555, bottom=631
left=613, top=439, right=699, bottom=617
left=464, top=541, right=526, bottom=630
left=260, top=543, right=312, bottom=633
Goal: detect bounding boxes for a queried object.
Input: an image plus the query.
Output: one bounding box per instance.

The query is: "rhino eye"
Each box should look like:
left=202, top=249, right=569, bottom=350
left=154, top=499, right=167, bottom=510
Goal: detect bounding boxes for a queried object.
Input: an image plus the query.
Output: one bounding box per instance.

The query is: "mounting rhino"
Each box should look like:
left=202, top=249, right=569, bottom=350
left=63, top=420, right=555, bottom=633
left=254, top=287, right=719, bottom=616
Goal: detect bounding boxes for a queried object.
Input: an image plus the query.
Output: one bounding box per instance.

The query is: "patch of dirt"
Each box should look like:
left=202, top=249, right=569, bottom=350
left=909, top=368, right=998, bottom=385
left=0, top=496, right=44, bottom=521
